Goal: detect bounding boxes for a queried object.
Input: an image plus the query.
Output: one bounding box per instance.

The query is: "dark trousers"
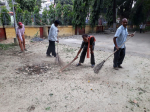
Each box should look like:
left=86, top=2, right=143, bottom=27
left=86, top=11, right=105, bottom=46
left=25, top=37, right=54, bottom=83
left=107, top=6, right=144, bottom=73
left=113, top=47, right=125, bottom=67
left=46, top=40, right=56, bottom=57
left=79, top=47, right=95, bottom=65
left=140, top=29, right=142, bottom=33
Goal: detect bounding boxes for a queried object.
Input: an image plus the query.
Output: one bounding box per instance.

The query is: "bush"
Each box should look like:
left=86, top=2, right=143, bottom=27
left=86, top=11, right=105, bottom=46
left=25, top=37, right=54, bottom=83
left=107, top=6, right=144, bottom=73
left=0, top=6, right=11, bottom=25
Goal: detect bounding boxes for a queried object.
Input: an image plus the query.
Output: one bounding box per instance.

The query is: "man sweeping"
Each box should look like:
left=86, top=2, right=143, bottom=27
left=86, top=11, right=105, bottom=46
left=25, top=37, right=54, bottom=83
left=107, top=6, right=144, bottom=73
left=113, top=18, right=134, bottom=70
left=16, top=22, right=26, bottom=53
left=46, top=20, right=60, bottom=57
left=75, top=34, right=96, bottom=68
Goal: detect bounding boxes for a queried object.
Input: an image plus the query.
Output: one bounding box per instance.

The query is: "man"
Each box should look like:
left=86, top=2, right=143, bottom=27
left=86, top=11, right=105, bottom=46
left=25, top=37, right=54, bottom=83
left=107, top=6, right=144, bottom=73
left=75, top=34, right=96, bottom=68
left=113, top=18, right=134, bottom=70
left=139, top=23, right=143, bottom=33
left=46, top=20, right=60, bottom=57
left=16, top=22, right=26, bottom=53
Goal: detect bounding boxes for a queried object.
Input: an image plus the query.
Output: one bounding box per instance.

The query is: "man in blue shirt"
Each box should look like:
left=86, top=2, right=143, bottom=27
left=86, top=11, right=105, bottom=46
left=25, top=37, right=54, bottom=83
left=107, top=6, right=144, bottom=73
left=113, top=18, right=134, bottom=70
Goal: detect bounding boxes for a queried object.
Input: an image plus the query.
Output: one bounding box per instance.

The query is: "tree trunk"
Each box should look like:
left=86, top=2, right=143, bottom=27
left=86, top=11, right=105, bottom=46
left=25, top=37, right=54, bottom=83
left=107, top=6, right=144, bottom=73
left=113, top=0, right=116, bottom=31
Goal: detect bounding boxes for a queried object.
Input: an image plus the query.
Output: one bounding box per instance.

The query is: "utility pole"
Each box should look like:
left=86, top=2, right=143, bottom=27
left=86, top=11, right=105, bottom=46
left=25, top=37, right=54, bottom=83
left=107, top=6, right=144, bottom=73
left=11, top=0, right=18, bottom=44
left=113, top=0, right=116, bottom=31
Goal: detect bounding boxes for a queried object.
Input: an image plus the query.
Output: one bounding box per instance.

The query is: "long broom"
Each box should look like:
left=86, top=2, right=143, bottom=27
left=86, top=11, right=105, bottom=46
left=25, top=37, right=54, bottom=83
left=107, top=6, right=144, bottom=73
left=94, top=31, right=136, bottom=74
left=59, top=57, right=78, bottom=72
left=55, top=36, right=64, bottom=67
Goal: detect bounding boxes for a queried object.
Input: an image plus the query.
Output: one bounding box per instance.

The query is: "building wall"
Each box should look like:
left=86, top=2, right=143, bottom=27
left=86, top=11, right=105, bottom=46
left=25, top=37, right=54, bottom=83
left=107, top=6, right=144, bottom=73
left=4, top=26, right=40, bottom=39
left=1, top=25, right=103, bottom=39
left=58, top=26, right=75, bottom=37
left=40, top=0, right=54, bottom=14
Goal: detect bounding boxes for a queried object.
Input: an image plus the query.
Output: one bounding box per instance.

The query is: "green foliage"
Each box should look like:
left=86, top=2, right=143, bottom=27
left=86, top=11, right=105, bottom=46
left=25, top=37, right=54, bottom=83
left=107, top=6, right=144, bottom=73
left=102, top=0, right=113, bottom=25
left=34, top=6, right=41, bottom=25
left=55, top=0, right=73, bottom=5
left=72, top=0, right=90, bottom=28
left=62, top=4, right=73, bottom=25
left=130, top=0, right=150, bottom=25
left=0, top=6, right=11, bottom=25
left=90, top=0, right=103, bottom=28
left=0, top=43, right=16, bottom=50
left=42, top=9, right=48, bottom=25
left=48, top=5, right=55, bottom=25
left=23, top=10, right=32, bottom=25
left=8, top=0, right=42, bottom=12
left=117, top=0, right=134, bottom=20
left=55, top=2, right=62, bottom=22
left=16, top=6, right=23, bottom=23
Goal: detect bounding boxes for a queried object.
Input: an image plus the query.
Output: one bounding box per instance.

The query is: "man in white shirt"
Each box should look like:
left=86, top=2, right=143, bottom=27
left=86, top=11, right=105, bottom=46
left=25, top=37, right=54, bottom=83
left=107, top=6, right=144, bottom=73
left=46, top=20, right=60, bottom=57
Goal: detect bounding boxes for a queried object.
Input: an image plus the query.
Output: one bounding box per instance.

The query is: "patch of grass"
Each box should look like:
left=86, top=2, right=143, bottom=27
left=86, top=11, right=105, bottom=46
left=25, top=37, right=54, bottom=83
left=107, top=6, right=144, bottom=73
left=45, top=107, right=51, bottom=110
left=0, top=43, right=16, bottom=50
left=63, top=48, right=74, bottom=53
left=139, top=92, right=143, bottom=95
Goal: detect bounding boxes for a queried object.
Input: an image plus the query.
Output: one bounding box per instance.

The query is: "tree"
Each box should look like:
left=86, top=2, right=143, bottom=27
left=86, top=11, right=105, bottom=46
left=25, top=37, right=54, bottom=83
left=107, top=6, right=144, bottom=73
left=89, top=0, right=103, bottom=28
left=8, top=0, right=42, bottom=12
left=48, top=5, right=55, bottom=25
left=55, top=2, right=62, bottom=22
left=42, top=9, right=48, bottom=25
left=23, top=10, right=32, bottom=25
left=15, top=6, right=23, bottom=23
left=130, top=0, right=150, bottom=25
left=62, top=4, right=73, bottom=25
left=33, top=6, right=41, bottom=25
left=102, top=0, right=113, bottom=25
left=55, top=0, right=73, bottom=5
left=117, top=0, right=134, bottom=21
left=72, top=0, right=90, bottom=28
left=0, top=6, right=11, bottom=25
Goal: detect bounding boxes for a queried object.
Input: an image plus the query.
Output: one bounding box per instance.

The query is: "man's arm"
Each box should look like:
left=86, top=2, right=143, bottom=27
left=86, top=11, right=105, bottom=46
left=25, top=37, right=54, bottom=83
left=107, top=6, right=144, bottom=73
left=113, top=37, right=119, bottom=50
left=75, top=48, right=82, bottom=59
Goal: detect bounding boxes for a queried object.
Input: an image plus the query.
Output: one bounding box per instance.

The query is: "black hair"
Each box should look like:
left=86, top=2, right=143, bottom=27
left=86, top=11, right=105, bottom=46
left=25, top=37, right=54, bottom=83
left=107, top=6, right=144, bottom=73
left=82, top=34, right=88, bottom=38
left=54, top=20, right=60, bottom=24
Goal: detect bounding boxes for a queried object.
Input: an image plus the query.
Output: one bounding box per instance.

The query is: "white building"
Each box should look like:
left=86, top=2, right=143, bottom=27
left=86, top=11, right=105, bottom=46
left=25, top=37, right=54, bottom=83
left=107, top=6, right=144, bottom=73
left=40, top=0, right=54, bottom=14
left=0, top=0, right=10, bottom=11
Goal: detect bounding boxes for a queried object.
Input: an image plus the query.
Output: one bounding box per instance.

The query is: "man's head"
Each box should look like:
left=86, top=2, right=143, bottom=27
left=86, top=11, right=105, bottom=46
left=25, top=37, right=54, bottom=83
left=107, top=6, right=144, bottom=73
left=54, top=20, right=60, bottom=27
left=122, top=18, right=128, bottom=28
left=18, top=22, right=22, bottom=28
left=82, top=34, right=88, bottom=42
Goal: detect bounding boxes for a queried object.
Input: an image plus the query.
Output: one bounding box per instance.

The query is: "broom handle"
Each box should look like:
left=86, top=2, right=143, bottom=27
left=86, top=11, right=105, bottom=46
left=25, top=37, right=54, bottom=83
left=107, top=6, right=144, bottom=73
left=105, top=31, right=136, bottom=61
left=59, top=57, right=78, bottom=72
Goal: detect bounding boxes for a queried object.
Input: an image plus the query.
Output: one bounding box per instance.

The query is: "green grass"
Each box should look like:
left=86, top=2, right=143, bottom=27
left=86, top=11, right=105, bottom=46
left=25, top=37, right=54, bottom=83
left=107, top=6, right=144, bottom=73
left=0, top=43, right=16, bottom=50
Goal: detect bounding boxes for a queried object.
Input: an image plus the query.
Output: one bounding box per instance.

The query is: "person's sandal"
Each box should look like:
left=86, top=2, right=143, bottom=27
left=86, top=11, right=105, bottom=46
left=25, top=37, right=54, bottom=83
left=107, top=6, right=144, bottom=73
left=76, top=63, right=81, bottom=66
left=24, top=49, right=27, bottom=51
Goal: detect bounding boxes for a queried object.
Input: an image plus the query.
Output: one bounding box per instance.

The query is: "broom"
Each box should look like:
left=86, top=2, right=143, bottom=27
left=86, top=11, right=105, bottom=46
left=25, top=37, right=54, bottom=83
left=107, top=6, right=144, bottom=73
left=94, top=31, right=136, bottom=74
left=59, top=57, right=78, bottom=72
left=55, top=35, right=64, bottom=67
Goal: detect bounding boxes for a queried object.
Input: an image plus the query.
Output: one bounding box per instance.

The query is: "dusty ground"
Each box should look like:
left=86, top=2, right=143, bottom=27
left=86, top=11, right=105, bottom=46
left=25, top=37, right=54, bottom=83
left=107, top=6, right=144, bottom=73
left=0, top=34, right=150, bottom=112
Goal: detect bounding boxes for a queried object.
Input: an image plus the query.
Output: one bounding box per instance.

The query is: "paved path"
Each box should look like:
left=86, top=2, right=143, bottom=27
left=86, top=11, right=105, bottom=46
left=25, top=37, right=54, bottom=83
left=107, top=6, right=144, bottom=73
left=60, top=32, right=150, bottom=59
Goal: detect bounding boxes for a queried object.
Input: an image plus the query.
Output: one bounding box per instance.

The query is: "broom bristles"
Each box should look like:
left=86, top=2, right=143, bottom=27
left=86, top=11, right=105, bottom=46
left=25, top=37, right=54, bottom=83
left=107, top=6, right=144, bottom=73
left=94, top=60, right=105, bottom=74
left=55, top=53, right=64, bottom=67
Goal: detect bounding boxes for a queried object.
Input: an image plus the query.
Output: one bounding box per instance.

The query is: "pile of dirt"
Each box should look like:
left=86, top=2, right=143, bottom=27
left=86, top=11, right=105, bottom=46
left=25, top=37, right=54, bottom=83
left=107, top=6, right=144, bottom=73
left=17, top=63, right=51, bottom=75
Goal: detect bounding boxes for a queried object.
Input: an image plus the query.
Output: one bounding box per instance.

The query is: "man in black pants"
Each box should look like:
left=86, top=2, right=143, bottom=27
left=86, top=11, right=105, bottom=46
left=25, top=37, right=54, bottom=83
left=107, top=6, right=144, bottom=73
left=75, top=34, right=96, bottom=68
left=46, top=20, right=60, bottom=57
left=113, top=18, right=134, bottom=70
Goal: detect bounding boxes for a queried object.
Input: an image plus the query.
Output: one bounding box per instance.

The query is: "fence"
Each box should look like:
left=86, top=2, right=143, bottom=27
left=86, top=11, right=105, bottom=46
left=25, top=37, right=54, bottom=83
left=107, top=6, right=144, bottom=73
left=0, top=12, right=87, bottom=26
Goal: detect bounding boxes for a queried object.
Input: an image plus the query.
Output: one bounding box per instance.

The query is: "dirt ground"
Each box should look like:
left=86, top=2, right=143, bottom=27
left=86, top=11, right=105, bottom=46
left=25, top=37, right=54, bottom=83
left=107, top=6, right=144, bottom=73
left=0, top=35, right=150, bottom=112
